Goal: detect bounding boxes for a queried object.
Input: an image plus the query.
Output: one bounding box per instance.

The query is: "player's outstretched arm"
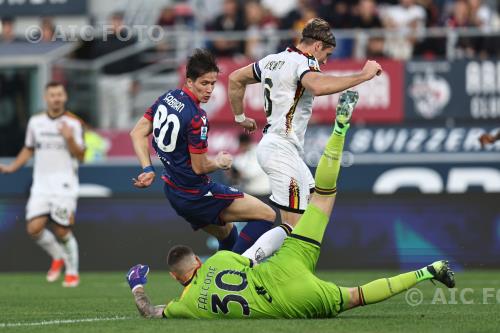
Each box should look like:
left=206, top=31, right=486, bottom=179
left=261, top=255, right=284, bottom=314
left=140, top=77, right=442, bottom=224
left=132, top=287, right=166, bottom=319
left=0, top=146, right=34, bottom=174
left=130, top=118, right=155, bottom=188
left=130, top=117, right=154, bottom=168
left=127, top=265, right=166, bottom=319
left=301, top=60, right=381, bottom=96
left=228, top=64, right=259, bottom=133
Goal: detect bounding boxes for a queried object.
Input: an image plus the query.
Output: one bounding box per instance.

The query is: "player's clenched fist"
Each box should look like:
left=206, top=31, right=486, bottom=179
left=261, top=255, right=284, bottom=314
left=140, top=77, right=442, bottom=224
left=362, top=60, right=382, bottom=80
left=215, top=151, right=233, bottom=170
left=237, top=117, right=258, bottom=134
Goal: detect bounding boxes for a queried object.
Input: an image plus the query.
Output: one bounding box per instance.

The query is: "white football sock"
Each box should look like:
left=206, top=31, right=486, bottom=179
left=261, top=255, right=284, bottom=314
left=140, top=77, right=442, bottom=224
left=60, top=232, right=79, bottom=276
left=35, top=229, right=65, bottom=260
left=242, top=224, right=292, bottom=263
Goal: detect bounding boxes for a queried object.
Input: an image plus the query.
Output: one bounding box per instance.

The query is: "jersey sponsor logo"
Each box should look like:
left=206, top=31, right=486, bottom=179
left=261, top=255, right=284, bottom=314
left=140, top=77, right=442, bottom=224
left=200, top=126, right=208, bottom=140
left=35, top=142, right=67, bottom=150
left=308, top=58, right=320, bottom=71
left=40, top=131, right=62, bottom=137
left=255, top=286, right=272, bottom=303
left=53, top=206, right=69, bottom=222
left=163, top=93, right=185, bottom=113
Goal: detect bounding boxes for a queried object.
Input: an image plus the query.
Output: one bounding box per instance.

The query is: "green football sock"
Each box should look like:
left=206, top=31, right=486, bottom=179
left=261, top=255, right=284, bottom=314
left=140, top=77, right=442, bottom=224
left=314, top=121, right=349, bottom=196
left=358, top=267, right=434, bottom=305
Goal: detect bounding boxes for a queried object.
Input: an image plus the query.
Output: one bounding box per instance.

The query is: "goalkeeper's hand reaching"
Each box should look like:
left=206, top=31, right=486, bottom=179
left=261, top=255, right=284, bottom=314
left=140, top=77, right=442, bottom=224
left=126, top=264, right=150, bottom=292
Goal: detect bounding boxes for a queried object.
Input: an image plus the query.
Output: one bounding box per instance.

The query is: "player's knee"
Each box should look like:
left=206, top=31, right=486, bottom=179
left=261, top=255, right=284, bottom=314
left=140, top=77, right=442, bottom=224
left=53, top=225, right=71, bottom=240
left=203, top=223, right=233, bottom=240
left=261, top=205, right=276, bottom=222
left=26, top=221, right=44, bottom=238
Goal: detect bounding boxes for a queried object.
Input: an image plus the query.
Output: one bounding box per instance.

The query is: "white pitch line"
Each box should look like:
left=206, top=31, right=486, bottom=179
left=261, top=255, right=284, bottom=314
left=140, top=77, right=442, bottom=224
left=0, top=316, right=133, bottom=328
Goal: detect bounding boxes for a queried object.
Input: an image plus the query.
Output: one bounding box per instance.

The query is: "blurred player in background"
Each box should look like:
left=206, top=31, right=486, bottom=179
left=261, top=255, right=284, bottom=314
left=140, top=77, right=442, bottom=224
left=0, top=82, right=85, bottom=287
left=227, top=18, right=381, bottom=254
left=230, top=133, right=271, bottom=197
left=126, top=93, right=455, bottom=319
left=130, top=49, right=280, bottom=257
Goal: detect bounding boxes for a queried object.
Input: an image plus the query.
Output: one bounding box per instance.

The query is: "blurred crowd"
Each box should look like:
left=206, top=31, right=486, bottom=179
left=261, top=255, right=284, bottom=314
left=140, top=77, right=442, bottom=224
left=1, top=0, right=499, bottom=61
left=162, top=0, right=500, bottom=60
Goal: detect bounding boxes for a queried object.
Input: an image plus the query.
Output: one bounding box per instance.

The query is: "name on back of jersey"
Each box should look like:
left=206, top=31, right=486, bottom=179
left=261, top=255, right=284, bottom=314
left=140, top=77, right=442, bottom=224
left=163, top=93, right=185, bottom=113
left=264, top=60, right=285, bottom=71
left=197, top=266, right=217, bottom=311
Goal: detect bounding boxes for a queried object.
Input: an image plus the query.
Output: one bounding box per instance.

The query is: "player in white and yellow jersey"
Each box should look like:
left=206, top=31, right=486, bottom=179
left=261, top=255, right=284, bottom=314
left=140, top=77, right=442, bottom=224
left=227, top=18, right=381, bottom=259
left=0, top=82, right=85, bottom=287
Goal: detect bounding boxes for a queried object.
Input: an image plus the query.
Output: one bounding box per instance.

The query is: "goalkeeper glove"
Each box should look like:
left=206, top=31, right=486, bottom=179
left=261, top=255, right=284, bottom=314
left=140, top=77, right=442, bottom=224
left=126, top=264, right=150, bottom=292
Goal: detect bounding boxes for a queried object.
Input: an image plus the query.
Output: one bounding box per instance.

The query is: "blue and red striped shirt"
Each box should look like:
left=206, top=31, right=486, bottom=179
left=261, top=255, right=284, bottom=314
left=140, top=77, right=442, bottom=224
left=144, top=87, right=211, bottom=195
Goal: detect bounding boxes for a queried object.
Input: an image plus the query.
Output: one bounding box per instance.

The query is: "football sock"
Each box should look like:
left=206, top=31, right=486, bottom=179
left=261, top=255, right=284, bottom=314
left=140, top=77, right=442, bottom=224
left=314, top=121, right=349, bottom=196
left=232, top=221, right=274, bottom=254
left=358, top=267, right=434, bottom=305
left=291, top=204, right=329, bottom=245
left=35, top=229, right=65, bottom=260
left=60, top=232, right=79, bottom=276
left=241, top=224, right=293, bottom=262
left=218, top=224, right=238, bottom=251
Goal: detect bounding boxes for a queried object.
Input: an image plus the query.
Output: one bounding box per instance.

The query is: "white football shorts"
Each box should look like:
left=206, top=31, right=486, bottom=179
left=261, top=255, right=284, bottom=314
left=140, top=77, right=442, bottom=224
left=26, top=194, right=77, bottom=226
left=257, top=133, right=314, bottom=213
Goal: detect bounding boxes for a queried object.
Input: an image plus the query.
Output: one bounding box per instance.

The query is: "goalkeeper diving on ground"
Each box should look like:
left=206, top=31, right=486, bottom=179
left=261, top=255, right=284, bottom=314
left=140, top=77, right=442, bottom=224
left=125, top=90, right=456, bottom=319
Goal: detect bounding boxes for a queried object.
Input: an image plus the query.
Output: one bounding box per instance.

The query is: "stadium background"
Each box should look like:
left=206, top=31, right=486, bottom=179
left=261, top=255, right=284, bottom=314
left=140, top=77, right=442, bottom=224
left=0, top=0, right=499, bottom=273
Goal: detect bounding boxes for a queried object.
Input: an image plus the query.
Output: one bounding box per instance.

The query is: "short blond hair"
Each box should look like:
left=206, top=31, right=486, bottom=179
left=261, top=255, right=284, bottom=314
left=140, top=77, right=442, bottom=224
left=300, top=18, right=336, bottom=48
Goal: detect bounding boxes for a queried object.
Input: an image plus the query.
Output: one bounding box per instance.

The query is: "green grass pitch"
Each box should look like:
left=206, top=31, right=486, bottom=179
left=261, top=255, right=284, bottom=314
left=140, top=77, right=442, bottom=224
left=1, top=271, right=499, bottom=333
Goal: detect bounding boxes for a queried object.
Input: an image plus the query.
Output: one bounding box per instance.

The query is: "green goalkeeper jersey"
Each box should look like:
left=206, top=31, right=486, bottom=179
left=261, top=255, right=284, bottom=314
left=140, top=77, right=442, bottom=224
left=164, top=206, right=347, bottom=319
left=163, top=250, right=276, bottom=319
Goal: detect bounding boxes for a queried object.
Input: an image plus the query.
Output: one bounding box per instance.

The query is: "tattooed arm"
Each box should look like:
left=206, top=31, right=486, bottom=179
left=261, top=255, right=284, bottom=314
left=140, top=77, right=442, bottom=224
left=132, top=287, right=166, bottom=319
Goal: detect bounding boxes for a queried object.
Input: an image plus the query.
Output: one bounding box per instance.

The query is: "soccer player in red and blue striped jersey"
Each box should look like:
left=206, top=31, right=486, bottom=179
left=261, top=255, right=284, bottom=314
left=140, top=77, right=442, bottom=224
left=130, top=49, right=281, bottom=256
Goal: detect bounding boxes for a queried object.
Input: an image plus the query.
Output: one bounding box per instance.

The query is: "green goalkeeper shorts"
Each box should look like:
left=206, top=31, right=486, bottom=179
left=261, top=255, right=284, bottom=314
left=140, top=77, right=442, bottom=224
left=252, top=204, right=350, bottom=318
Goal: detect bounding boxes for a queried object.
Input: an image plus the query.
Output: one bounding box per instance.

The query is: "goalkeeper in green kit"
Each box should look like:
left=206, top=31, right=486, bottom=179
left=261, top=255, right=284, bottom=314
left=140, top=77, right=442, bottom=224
left=126, top=91, right=456, bottom=319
